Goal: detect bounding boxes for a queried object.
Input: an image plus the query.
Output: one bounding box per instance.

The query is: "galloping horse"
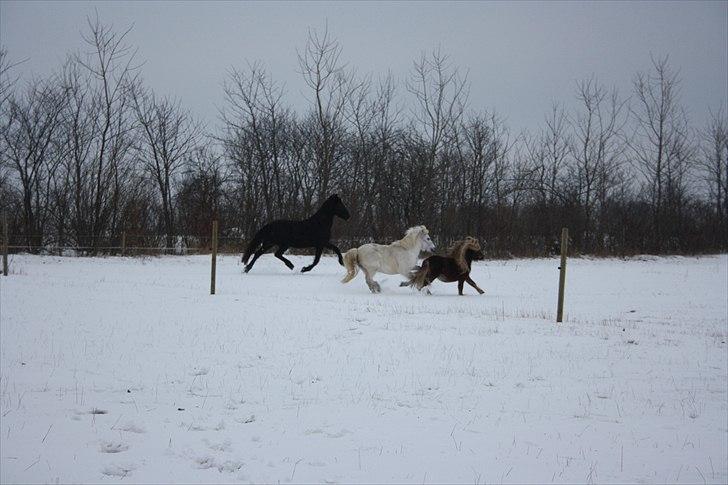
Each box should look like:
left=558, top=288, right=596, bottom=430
left=242, top=194, right=350, bottom=273
left=402, top=236, right=486, bottom=295
left=341, top=226, right=435, bottom=293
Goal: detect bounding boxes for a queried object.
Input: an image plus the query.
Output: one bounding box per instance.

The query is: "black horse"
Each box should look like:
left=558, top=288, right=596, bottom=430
left=242, top=194, right=350, bottom=273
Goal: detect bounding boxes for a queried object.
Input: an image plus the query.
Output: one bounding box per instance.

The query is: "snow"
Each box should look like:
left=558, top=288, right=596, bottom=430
left=1, top=253, right=726, bottom=484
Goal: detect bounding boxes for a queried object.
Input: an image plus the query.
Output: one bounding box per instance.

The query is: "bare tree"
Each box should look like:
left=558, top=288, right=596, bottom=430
left=699, top=108, right=728, bottom=246
left=526, top=103, right=571, bottom=206
left=2, top=77, right=66, bottom=250
left=362, top=74, right=401, bottom=239
left=221, top=62, right=289, bottom=222
left=133, top=87, right=200, bottom=246
left=407, top=48, right=468, bottom=159
left=0, top=47, right=25, bottom=220
left=76, top=15, right=140, bottom=251
left=629, top=56, right=695, bottom=251
left=297, top=25, right=353, bottom=202
left=460, top=112, right=512, bottom=237
left=341, top=73, right=377, bottom=234
left=176, top=147, right=229, bottom=242
left=404, top=48, right=468, bottom=232
left=57, top=58, right=98, bottom=248
left=569, top=78, right=627, bottom=251
left=0, top=47, right=23, bottom=111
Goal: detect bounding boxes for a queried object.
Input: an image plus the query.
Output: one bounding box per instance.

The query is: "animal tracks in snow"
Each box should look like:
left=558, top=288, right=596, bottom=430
left=101, top=463, right=136, bottom=478
left=117, top=421, right=146, bottom=433
left=205, top=438, right=232, bottom=452
left=193, top=455, right=243, bottom=473
left=99, top=441, right=129, bottom=453
left=235, top=414, right=255, bottom=424
left=304, top=427, right=352, bottom=439
left=190, top=367, right=209, bottom=376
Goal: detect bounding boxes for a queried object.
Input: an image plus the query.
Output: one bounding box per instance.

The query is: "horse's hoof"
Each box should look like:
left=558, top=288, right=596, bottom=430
left=301, top=267, right=311, bottom=273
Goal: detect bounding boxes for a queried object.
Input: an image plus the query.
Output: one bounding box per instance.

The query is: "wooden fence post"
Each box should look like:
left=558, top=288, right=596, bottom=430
left=210, top=220, right=218, bottom=295
left=121, top=231, right=126, bottom=256
left=2, top=212, right=8, bottom=276
left=556, top=227, right=569, bottom=323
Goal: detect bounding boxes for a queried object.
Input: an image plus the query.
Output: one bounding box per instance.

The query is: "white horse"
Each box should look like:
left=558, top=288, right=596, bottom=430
left=341, top=225, right=436, bottom=293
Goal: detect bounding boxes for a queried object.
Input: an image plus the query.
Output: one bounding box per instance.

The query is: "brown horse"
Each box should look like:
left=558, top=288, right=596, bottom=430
left=401, top=237, right=486, bottom=295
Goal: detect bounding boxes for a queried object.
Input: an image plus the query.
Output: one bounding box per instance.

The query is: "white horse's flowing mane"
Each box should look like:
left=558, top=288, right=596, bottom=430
left=393, top=225, right=428, bottom=250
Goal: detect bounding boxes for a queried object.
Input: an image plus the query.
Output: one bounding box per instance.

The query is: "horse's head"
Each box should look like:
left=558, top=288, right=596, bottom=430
left=406, top=225, right=435, bottom=252
left=326, top=194, right=350, bottom=220
left=464, top=237, right=484, bottom=261
left=463, top=236, right=481, bottom=251
left=449, top=236, right=483, bottom=268
left=465, top=247, right=485, bottom=262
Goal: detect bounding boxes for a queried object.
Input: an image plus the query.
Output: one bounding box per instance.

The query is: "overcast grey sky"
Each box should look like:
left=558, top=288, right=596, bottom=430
left=1, top=1, right=726, bottom=133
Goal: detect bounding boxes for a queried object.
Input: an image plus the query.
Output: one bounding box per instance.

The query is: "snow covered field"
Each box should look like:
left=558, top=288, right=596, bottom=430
left=1, top=253, right=726, bottom=484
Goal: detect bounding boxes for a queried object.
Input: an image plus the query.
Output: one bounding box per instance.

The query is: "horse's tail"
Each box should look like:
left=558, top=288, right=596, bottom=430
left=405, top=260, right=430, bottom=290
left=340, top=249, right=359, bottom=283
left=242, top=228, right=265, bottom=264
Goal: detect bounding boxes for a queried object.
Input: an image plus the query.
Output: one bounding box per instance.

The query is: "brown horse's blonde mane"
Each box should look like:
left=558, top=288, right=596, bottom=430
left=447, top=236, right=481, bottom=273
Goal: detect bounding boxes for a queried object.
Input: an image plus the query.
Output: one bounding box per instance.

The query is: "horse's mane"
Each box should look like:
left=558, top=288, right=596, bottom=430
left=448, top=237, right=481, bottom=273
left=310, top=194, right=340, bottom=218
left=317, top=195, right=337, bottom=211
left=393, top=226, right=427, bottom=250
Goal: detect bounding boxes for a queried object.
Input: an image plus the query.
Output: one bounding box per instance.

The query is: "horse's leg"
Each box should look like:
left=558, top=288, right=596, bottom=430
left=422, top=266, right=440, bottom=293
left=363, top=268, right=381, bottom=293
left=244, top=242, right=274, bottom=273
left=274, top=245, right=294, bottom=270
left=301, top=246, right=323, bottom=273
left=421, top=277, right=434, bottom=295
left=465, top=275, right=485, bottom=294
left=421, top=275, right=433, bottom=295
left=325, top=243, right=345, bottom=266
left=399, top=265, right=417, bottom=287
left=458, top=278, right=465, bottom=296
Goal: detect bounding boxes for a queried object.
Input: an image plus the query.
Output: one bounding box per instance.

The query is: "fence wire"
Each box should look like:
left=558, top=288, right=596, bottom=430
left=2, top=234, right=380, bottom=257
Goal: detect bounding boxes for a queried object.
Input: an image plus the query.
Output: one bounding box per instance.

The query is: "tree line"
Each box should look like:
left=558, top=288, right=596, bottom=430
left=1, top=20, right=726, bottom=256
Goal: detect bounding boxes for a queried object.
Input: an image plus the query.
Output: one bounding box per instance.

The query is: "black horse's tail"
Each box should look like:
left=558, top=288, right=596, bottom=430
left=242, top=228, right=265, bottom=264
